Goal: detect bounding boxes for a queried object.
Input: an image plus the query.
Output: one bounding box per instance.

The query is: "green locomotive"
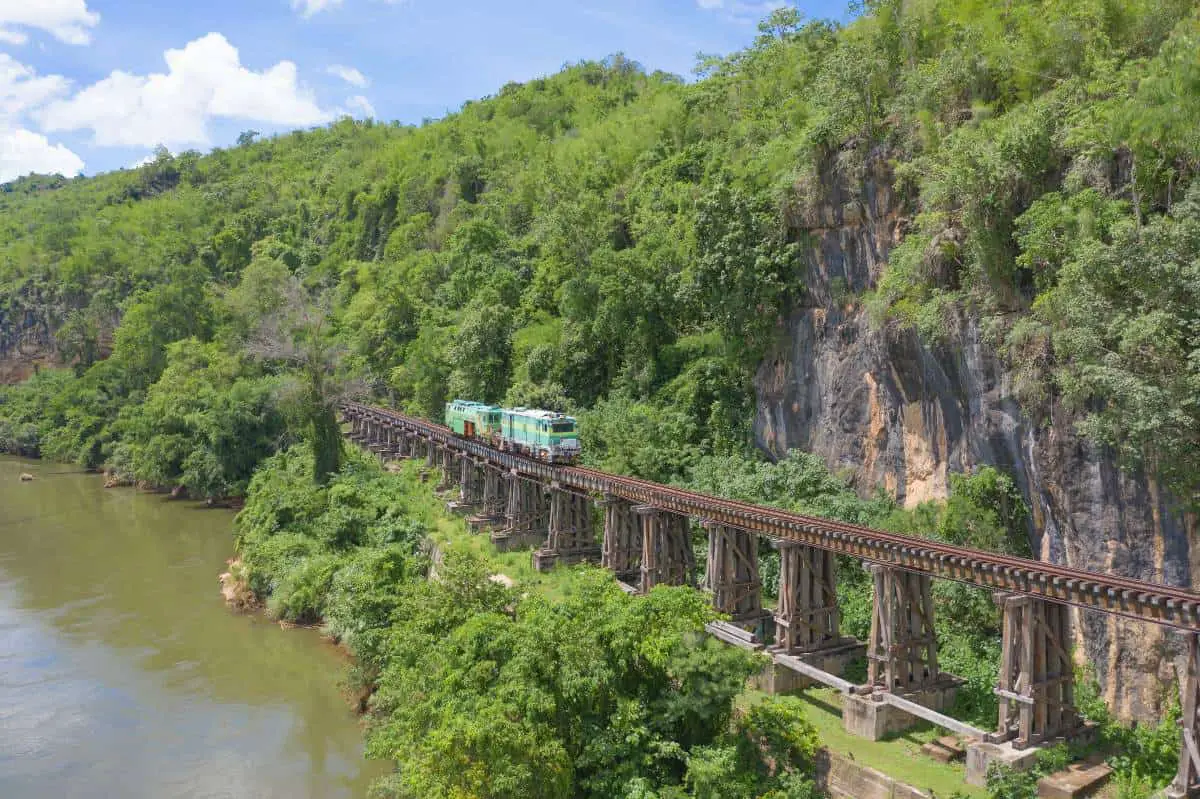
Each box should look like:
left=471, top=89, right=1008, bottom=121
left=444, top=399, right=581, bottom=463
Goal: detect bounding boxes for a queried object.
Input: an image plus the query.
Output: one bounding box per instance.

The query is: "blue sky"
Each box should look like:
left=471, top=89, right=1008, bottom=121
left=0, top=0, right=848, bottom=180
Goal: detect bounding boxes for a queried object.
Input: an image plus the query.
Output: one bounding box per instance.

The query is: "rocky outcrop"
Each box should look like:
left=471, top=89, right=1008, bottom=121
left=755, top=152, right=1197, bottom=721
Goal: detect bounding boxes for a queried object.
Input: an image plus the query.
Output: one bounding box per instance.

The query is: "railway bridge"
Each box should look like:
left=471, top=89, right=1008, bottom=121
left=342, top=401, right=1200, bottom=795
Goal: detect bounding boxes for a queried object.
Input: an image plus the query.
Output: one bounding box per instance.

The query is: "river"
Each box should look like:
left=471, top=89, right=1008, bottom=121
left=0, top=456, right=386, bottom=798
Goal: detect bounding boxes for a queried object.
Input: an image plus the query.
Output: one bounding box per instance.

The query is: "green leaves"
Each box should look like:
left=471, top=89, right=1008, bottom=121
left=1039, top=186, right=1200, bottom=501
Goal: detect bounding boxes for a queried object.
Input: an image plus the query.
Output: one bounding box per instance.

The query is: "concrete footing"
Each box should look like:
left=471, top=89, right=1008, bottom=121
left=843, top=676, right=962, bottom=740
left=467, top=513, right=503, bottom=531
left=532, top=546, right=602, bottom=572
left=490, top=530, right=543, bottom=552
left=965, top=724, right=1098, bottom=788
left=1037, top=754, right=1112, bottom=799
left=965, top=740, right=1043, bottom=787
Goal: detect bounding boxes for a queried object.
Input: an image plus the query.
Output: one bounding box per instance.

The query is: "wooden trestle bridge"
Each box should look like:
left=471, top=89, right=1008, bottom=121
left=342, top=401, right=1200, bottom=796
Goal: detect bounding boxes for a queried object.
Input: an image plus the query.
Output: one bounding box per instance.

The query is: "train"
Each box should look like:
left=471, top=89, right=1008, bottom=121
left=444, top=399, right=581, bottom=463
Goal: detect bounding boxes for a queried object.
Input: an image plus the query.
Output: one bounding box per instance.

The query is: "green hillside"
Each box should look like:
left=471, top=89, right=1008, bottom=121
left=1, top=1, right=1194, bottom=500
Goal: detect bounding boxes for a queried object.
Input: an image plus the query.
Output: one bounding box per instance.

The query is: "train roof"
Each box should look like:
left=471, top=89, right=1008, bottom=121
left=504, top=407, right=576, bottom=422
left=449, top=399, right=500, bottom=410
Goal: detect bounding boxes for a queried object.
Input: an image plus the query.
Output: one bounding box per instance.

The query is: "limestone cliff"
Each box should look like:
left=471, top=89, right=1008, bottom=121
left=755, top=152, right=1198, bottom=722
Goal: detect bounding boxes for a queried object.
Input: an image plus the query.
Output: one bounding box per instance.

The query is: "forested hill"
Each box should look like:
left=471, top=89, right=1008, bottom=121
left=1, top=0, right=1197, bottom=508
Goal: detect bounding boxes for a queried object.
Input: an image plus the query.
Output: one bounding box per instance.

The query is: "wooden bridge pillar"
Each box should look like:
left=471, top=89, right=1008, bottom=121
left=435, top=447, right=456, bottom=491
left=867, top=565, right=940, bottom=693
left=533, top=485, right=600, bottom=571
left=469, top=464, right=507, bottom=527
left=493, top=471, right=548, bottom=551
left=704, top=522, right=765, bottom=624
left=369, top=422, right=389, bottom=458
left=993, top=595, right=1079, bottom=749
left=601, top=495, right=641, bottom=585
left=424, top=439, right=436, bottom=468
left=774, top=544, right=843, bottom=654
left=348, top=415, right=365, bottom=442
left=636, top=506, right=695, bottom=593
left=458, top=457, right=484, bottom=506
left=1169, top=633, right=1200, bottom=799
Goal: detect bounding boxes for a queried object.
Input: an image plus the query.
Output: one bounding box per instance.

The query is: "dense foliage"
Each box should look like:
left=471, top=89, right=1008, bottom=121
left=235, top=448, right=821, bottom=799
left=0, top=0, right=1196, bottom=504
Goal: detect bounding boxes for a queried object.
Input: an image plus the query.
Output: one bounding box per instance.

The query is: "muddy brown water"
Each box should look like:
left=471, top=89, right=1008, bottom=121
left=0, top=456, right=388, bottom=798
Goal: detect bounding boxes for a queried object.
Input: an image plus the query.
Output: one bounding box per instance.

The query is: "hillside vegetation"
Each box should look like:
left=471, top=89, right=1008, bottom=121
left=0, top=0, right=1196, bottom=502
left=1, top=1, right=1198, bottom=796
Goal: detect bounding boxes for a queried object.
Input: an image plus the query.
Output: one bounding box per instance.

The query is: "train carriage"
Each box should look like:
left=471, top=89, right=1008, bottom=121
left=445, top=400, right=502, bottom=441
left=499, top=407, right=580, bottom=463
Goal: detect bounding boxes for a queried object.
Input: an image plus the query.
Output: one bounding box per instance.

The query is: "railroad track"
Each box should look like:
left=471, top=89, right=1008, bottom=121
left=342, top=401, right=1200, bottom=630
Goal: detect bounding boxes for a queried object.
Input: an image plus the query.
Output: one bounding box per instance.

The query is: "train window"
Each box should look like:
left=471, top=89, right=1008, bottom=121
left=551, top=422, right=573, bottom=432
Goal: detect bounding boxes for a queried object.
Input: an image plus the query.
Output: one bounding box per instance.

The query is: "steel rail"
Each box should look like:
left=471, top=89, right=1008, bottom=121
left=341, top=401, right=1200, bottom=630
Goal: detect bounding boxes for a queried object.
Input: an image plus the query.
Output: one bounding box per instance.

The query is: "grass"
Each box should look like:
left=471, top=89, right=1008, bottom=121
left=740, top=687, right=989, bottom=798
left=388, top=456, right=989, bottom=798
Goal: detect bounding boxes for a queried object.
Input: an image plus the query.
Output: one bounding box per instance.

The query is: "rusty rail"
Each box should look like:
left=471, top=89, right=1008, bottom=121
left=342, top=402, right=1200, bottom=630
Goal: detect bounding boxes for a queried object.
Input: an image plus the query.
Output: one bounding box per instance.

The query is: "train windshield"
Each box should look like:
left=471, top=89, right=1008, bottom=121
left=551, top=421, right=574, bottom=433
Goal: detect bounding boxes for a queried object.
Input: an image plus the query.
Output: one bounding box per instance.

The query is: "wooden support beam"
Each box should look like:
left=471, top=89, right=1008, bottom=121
left=636, top=506, right=695, bottom=592
left=480, top=465, right=506, bottom=519
left=775, top=543, right=842, bottom=655
left=704, top=522, right=764, bottom=622
left=880, top=693, right=989, bottom=740
left=868, top=565, right=939, bottom=693
left=495, top=471, right=549, bottom=548
left=994, top=594, right=1079, bottom=748
left=601, top=494, right=641, bottom=581
left=534, top=485, right=600, bottom=570
left=1169, top=633, right=1200, bottom=798
left=458, top=457, right=483, bottom=506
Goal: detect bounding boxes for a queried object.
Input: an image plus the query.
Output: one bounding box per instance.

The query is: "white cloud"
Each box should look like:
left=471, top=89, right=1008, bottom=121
left=292, top=0, right=343, bottom=17
left=0, top=54, right=71, bottom=116
left=0, top=0, right=100, bottom=46
left=36, top=33, right=332, bottom=148
left=0, top=126, right=83, bottom=181
left=327, top=64, right=368, bottom=88
left=128, top=152, right=158, bottom=169
left=344, top=95, right=375, bottom=118
left=0, top=53, right=82, bottom=180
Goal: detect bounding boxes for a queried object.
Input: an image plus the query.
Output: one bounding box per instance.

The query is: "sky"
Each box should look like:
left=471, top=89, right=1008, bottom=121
left=0, top=0, right=849, bottom=181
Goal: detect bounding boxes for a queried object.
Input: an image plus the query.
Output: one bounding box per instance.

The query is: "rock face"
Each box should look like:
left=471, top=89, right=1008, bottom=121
left=754, top=153, right=1197, bottom=722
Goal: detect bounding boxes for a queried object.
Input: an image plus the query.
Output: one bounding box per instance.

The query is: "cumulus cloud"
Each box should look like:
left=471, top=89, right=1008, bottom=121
left=0, top=53, right=82, bottom=181
left=344, top=95, right=375, bottom=118
left=36, top=33, right=332, bottom=148
left=0, top=127, right=84, bottom=181
left=0, top=0, right=100, bottom=46
left=327, top=64, right=368, bottom=88
left=0, top=54, right=71, bottom=115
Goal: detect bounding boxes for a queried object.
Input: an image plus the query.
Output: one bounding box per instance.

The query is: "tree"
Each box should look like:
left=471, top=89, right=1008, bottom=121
left=241, top=269, right=352, bottom=485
